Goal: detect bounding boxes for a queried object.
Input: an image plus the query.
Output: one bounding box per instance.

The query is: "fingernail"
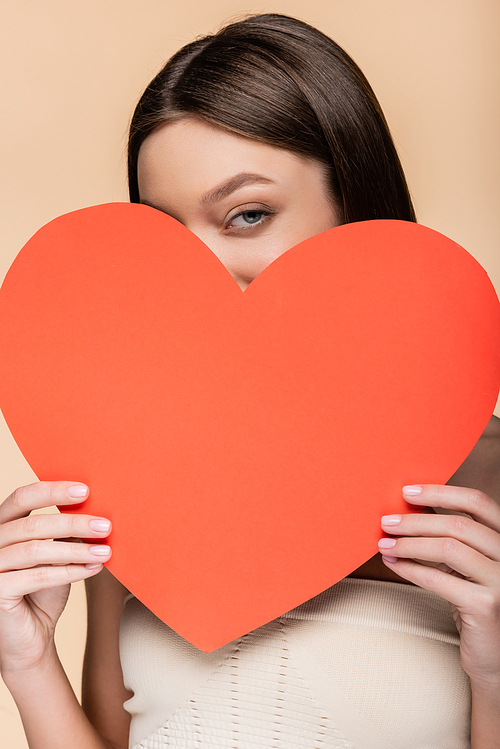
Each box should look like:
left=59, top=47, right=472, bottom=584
left=90, top=545, right=111, bottom=556
left=382, top=556, right=398, bottom=564
left=85, top=563, right=102, bottom=570
left=68, top=484, right=88, bottom=499
left=381, top=514, right=402, bottom=526
left=378, top=537, right=397, bottom=549
left=403, top=485, right=422, bottom=496
left=89, top=519, right=111, bottom=533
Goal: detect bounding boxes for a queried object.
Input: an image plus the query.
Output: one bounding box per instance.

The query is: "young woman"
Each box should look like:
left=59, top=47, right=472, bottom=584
left=1, top=13, right=499, bottom=749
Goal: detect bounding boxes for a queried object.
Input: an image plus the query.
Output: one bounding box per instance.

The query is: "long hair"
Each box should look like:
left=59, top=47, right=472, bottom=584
left=128, top=13, right=416, bottom=224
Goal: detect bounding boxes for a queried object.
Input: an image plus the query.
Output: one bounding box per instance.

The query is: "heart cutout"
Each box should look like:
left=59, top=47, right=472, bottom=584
left=1, top=203, right=499, bottom=652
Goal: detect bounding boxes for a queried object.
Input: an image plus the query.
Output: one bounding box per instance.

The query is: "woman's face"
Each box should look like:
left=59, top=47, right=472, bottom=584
left=137, top=118, right=340, bottom=290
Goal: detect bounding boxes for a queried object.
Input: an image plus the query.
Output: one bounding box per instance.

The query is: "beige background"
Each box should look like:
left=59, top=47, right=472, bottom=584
left=1, top=1, right=499, bottom=745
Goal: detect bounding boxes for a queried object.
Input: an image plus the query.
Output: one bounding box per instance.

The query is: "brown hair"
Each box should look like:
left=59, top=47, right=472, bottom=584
left=128, top=13, right=416, bottom=224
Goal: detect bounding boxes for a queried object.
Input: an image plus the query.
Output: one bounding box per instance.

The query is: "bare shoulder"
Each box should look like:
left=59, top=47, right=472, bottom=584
left=84, top=563, right=130, bottom=615
left=447, top=414, right=500, bottom=503
left=83, top=567, right=132, bottom=749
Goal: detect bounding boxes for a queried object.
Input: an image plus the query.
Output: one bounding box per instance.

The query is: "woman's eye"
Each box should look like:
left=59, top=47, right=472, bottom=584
left=227, top=210, right=269, bottom=229
left=238, top=211, right=263, bottom=224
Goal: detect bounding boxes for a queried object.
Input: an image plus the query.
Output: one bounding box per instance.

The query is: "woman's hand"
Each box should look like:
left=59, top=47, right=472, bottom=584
left=378, top=484, right=500, bottom=689
left=0, top=481, right=112, bottom=678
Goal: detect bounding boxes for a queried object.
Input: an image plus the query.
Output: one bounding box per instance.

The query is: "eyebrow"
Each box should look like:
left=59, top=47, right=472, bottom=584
left=201, top=173, right=275, bottom=205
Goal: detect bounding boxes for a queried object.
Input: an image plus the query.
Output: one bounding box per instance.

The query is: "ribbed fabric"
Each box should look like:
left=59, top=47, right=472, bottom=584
left=281, top=578, right=460, bottom=641
left=120, top=578, right=471, bottom=748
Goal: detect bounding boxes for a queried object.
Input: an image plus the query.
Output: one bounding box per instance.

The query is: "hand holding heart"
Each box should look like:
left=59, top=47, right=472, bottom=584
left=0, top=481, right=110, bottom=677
left=379, top=483, right=500, bottom=690
left=1, top=204, right=500, bottom=662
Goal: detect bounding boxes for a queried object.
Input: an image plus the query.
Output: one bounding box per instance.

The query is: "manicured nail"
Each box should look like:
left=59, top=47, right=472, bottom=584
left=90, top=545, right=111, bottom=556
left=382, top=556, right=398, bottom=564
left=89, top=519, right=111, bottom=533
left=378, top=538, right=397, bottom=549
left=85, top=563, right=102, bottom=570
left=67, top=484, right=88, bottom=499
left=402, top=485, right=422, bottom=496
left=381, top=514, right=402, bottom=526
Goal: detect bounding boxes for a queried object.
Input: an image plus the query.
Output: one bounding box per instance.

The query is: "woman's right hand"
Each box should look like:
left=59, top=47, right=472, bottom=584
left=0, top=481, right=112, bottom=678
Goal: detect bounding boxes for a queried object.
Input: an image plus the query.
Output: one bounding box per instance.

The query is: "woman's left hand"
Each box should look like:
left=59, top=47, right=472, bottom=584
left=379, top=484, right=500, bottom=690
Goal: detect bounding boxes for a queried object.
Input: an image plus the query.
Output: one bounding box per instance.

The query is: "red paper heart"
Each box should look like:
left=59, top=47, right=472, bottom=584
left=1, top=204, right=499, bottom=652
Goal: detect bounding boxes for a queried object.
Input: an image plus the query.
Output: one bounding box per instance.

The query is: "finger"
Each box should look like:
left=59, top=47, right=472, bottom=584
left=381, top=512, right=500, bottom=562
left=0, top=540, right=112, bottom=573
left=380, top=556, right=479, bottom=609
left=401, top=485, right=500, bottom=534
left=377, top=535, right=498, bottom=585
left=0, top=563, right=104, bottom=603
left=0, top=482, right=89, bottom=525
left=0, top=514, right=111, bottom=550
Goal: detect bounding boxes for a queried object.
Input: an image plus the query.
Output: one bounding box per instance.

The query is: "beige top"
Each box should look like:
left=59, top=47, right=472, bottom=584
left=119, top=578, right=471, bottom=748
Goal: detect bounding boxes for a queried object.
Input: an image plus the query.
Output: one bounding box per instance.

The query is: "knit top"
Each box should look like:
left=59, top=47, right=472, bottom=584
left=119, top=577, right=471, bottom=748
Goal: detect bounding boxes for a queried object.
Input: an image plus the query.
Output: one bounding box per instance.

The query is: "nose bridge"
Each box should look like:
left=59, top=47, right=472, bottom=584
left=181, top=223, right=241, bottom=286
left=183, top=221, right=217, bottom=256
left=177, top=218, right=262, bottom=292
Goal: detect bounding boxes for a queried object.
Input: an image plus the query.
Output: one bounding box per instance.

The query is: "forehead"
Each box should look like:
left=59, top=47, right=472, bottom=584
left=137, top=118, right=321, bottom=201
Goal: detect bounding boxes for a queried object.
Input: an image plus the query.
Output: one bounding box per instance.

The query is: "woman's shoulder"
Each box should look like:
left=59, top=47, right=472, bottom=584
left=447, top=414, right=500, bottom=503
left=83, top=567, right=132, bottom=745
